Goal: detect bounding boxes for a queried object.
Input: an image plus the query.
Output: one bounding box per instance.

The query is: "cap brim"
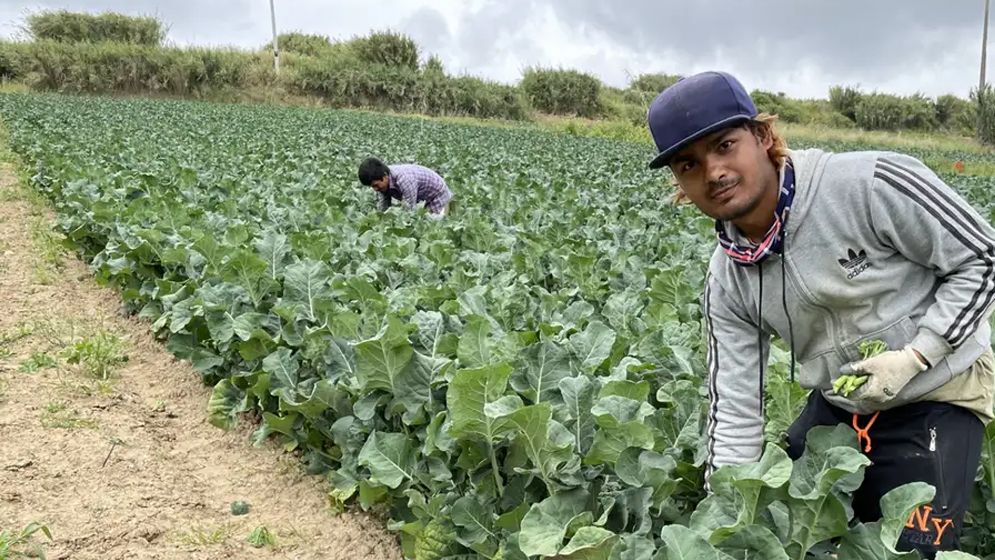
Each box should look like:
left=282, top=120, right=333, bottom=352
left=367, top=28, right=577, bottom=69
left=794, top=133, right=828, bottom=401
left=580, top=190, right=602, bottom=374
left=647, top=114, right=754, bottom=170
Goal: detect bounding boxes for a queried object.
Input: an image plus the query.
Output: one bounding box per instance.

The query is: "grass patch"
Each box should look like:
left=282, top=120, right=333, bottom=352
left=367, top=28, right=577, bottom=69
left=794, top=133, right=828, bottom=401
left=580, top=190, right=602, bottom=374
left=61, top=330, right=128, bottom=381
left=28, top=215, right=65, bottom=285
left=40, top=401, right=98, bottom=429
left=247, top=526, right=277, bottom=549
left=781, top=122, right=989, bottom=154
left=18, top=351, right=57, bottom=373
left=0, top=522, right=52, bottom=559
left=176, top=523, right=236, bottom=546
left=0, top=323, right=34, bottom=359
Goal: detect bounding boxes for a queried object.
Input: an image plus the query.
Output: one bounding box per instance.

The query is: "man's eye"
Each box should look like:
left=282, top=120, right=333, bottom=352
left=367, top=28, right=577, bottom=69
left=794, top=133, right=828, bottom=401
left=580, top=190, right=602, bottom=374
left=718, top=140, right=734, bottom=151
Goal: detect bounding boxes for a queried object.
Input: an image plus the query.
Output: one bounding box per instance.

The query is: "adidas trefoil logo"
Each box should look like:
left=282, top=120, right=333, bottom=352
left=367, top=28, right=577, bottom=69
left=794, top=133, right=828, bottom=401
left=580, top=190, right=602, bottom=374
left=838, top=248, right=870, bottom=280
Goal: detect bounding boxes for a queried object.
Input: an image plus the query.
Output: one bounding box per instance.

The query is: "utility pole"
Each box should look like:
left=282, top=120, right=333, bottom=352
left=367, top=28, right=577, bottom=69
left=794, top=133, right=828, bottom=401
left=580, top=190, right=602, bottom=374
left=983, top=0, right=990, bottom=91
left=269, top=0, right=280, bottom=75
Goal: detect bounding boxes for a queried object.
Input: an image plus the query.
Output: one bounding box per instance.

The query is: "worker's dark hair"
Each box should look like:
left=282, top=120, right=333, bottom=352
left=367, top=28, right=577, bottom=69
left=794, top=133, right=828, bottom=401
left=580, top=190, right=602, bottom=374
left=358, top=157, right=389, bottom=186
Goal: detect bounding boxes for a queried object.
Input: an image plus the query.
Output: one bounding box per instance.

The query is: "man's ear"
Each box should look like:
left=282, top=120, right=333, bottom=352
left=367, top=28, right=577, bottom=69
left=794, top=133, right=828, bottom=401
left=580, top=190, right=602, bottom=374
left=760, top=130, right=774, bottom=150
left=751, top=125, right=773, bottom=150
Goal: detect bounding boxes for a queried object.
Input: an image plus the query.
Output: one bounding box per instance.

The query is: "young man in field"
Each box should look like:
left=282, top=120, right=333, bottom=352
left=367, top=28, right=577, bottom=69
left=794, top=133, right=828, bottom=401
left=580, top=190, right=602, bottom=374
left=647, top=71, right=995, bottom=556
left=357, top=157, right=453, bottom=217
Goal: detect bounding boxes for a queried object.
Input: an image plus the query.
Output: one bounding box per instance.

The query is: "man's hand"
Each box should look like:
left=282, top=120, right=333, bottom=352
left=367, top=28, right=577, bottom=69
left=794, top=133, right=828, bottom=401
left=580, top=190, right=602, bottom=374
left=838, top=346, right=929, bottom=403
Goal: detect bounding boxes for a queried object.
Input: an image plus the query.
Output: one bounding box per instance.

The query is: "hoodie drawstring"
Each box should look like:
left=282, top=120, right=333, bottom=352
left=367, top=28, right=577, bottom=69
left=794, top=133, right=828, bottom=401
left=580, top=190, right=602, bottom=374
left=852, top=411, right=880, bottom=453
left=757, top=232, right=798, bottom=390
left=781, top=231, right=797, bottom=384
left=757, top=263, right=765, bottom=399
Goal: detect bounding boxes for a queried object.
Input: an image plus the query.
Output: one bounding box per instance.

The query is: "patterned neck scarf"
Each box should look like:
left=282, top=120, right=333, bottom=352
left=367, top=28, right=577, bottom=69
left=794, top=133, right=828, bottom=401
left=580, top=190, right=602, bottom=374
left=715, top=160, right=795, bottom=267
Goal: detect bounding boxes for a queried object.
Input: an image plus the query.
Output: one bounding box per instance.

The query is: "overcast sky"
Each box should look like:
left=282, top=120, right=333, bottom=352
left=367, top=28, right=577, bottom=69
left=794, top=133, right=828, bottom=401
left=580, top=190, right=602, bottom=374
left=0, top=1, right=989, bottom=99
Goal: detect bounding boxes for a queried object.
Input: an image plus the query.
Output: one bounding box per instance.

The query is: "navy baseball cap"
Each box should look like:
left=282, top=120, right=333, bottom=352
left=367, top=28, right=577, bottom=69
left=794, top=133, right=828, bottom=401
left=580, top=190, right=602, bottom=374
left=647, top=71, right=758, bottom=169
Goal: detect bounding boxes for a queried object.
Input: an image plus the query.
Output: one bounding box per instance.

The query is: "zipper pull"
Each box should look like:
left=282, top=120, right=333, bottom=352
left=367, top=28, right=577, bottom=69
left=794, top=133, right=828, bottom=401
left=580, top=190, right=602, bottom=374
left=929, top=427, right=937, bottom=452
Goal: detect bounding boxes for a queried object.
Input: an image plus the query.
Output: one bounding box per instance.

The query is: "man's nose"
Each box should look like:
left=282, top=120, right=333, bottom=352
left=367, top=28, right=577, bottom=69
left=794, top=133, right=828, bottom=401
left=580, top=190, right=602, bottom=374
left=703, top=156, right=728, bottom=184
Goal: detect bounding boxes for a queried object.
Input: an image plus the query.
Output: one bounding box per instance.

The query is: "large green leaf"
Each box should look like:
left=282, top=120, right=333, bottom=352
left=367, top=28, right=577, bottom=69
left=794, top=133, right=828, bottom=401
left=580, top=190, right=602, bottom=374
left=783, top=425, right=872, bottom=559
left=255, top=229, right=290, bottom=280
left=615, top=448, right=679, bottom=511
left=323, top=335, right=357, bottom=380
left=451, top=495, right=497, bottom=548
left=878, top=482, right=936, bottom=554
left=282, top=258, right=331, bottom=322
left=568, top=320, right=616, bottom=372
left=391, top=350, right=447, bottom=424
left=222, top=249, right=273, bottom=306
left=559, top=376, right=596, bottom=455
left=498, top=403, right=574, bottom=484
left=519, top=489, right=590, bottom=557
left=715, top=525, right=789, bottom=560
left=689, top=444, right=792, bottom=542
left=232, top=312, right=278, bottom=342
left=837, top=522, right=918, bottom=560
left=554, top=526, right=619, bottom=560
left=511, top=340, right=572, bottom=404
left=207, top=379, right=249, bottom=429
left=354, top=317, right=414, bottom=393
left=357, top=431, right=415, bottom=489
left=657, top=525, right=736, bottom=560
left=447, top=363, right=515, bottom=445
left=585, top=403, right=657, bottom=467
left=457, top=315, right=495, bottom=368
left=262, top=347, right=300, bottom=402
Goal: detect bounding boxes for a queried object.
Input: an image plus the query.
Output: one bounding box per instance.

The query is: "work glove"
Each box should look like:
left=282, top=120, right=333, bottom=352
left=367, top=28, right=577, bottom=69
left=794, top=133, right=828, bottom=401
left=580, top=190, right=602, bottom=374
left=838, top=346, right=928, bottom=403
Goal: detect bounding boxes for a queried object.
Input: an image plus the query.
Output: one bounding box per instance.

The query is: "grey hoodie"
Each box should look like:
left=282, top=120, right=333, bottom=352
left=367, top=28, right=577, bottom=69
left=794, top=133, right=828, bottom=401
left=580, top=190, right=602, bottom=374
left=704, top=148, right=995, bottom=472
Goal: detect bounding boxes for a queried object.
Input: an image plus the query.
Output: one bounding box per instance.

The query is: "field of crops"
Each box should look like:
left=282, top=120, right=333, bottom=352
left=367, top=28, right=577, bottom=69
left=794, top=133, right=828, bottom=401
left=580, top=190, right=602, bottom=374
left=2, top=92, right=995, bottom=559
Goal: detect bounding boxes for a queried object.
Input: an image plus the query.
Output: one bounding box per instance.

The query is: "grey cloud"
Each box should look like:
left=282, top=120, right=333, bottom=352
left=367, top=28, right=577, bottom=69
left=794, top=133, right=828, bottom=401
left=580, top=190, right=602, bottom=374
left=400, top=7, right=451, bottom=55
left=544, top=0, right=983, bottom=92
left=0, top=1, right=988, bottom=97
left=452, top=0, right=536, bottom=69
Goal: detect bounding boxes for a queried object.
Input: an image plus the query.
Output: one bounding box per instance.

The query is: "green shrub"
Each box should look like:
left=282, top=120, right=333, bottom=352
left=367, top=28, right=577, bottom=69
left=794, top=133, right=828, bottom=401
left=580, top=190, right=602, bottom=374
left=288, top=55, right=527, bottom=120
left=935, top=94, right=976, bottom=135
left=439, top=75, right=529, bottom=120
left=598, top=87, right=647, bottom=125
left=751, top=90, right=805, bottom=122
left=628, top=73, right=683, bottom=94
left=26, top=10, right=165, bottom=46
left=854, top=92, right=937, bottom=131
left=5, top=40, right=253, bottom=95
left=350, top=30, right=419, bottom=70
left=0, top=42, right=27, bottom=80
left=520, top=67, right=604, bottom=118
left=423, top=54, right=444, bottom=75
left=975, top=84, right=995, bottom=145
left=269, top=32, right=332, bottom=57
left=829, top=85, right=862, bottom=121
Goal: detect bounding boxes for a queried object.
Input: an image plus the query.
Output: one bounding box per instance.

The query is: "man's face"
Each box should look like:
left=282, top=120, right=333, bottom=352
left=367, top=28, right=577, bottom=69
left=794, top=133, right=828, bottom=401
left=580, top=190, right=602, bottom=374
left=370, top=176, right=390, bottom=193
left=668, top=125, right=776, bottom=222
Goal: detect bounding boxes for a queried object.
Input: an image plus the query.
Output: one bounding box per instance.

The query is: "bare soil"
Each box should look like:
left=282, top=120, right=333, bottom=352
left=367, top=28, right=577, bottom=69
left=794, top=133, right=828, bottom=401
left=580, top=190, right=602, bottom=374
left=0, top=163, right=402, bottom=559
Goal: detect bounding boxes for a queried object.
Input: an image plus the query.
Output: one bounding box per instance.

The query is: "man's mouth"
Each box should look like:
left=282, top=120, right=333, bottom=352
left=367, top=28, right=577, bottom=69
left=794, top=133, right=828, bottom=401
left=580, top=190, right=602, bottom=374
left=711, top=180, right=739, bottom=202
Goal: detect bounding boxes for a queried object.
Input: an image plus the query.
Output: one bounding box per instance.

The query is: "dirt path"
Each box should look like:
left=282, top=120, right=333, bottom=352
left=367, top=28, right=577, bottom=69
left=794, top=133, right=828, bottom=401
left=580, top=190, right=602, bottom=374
left=0, top=161, right=402, bottom=559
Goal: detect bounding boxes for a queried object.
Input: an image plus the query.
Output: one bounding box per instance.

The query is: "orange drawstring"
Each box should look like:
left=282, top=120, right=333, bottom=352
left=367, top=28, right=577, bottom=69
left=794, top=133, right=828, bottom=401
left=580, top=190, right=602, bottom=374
left=852, top=411, right=880, bottom=453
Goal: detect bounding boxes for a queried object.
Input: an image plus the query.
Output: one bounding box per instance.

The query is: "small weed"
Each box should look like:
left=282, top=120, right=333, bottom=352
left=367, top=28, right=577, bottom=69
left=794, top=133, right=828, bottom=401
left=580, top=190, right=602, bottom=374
left=0, top=323, right=33, bottom=360
left=0, top=522, right=52, bottom=559
left=176, top=523, right=235, bottom=546
left=29, top=216, right=65, bottom=285
left=0, top=323, right=33, bottom=346
left=41, top=401, right=98, bottom=430
left=18, top=351, right=58, bottom=373
left=0, top=183, right=18, bottom=202
left=61, top=330, right=128, bottom=380
left=247, top=526, right=277, bottom=549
